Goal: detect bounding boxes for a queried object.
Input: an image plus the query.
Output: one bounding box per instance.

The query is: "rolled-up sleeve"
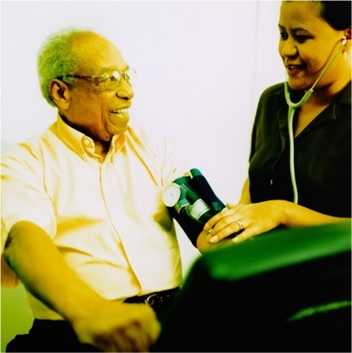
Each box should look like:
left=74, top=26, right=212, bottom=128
left=1, top=142, right=56, bottom=286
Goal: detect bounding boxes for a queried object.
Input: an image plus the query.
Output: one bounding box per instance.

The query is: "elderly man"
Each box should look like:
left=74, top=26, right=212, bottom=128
left=2, top=29, right=183, bottom=352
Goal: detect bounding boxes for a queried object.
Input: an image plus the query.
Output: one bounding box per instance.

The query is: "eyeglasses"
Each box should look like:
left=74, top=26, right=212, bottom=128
left=59, top=70, right=132, bottom=91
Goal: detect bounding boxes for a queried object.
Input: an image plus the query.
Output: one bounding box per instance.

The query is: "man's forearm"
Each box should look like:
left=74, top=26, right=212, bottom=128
left=3, top=221, right=105, bottom=321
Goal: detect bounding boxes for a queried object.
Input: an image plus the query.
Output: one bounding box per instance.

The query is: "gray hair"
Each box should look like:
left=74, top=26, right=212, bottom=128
left=37, top=28, right=93, bottom=106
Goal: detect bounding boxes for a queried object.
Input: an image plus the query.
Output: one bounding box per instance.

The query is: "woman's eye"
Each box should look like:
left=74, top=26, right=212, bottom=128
left=280, top=32, right=288, bottom=40
left=295, top=35, right=312, bottom=44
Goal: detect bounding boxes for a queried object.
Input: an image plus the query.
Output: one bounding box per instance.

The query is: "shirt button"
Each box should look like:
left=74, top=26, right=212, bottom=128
left=269, top=178, right=273, bottom=186
left=83, top=137, right=93, bottom=148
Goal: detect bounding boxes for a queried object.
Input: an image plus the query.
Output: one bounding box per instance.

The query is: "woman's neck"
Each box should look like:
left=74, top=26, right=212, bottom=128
left=310, top=73, right=351, bottom=106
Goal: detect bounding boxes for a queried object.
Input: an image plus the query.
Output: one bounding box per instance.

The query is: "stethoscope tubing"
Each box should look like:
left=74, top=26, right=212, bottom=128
left=284, top=37, right=347, bottom=204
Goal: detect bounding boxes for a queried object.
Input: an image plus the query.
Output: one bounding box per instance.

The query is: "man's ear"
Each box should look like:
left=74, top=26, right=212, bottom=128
left=49, top=79, right=71, bottom=110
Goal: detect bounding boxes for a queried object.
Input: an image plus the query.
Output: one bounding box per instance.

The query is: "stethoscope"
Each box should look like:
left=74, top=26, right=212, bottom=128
left=284, top=36, right=348, bottom=204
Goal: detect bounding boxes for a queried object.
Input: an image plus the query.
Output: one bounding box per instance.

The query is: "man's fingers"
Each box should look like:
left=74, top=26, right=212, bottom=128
left=89, top=304, right=160, bottom=352
left=136, top=306, right=160, bottom=350
left=94, top=325, right=154, bottom=352
left=149, top=315, right=161, bottom=342
left=93, top=334, right=121, bottom=352
left=122, top=323, right=150, bottom=352
left=139, top=304, right=160, bottom=342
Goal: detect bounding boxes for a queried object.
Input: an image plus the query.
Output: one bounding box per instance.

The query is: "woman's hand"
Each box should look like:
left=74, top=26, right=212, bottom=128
left=197, top=200, right=286, bottom=250
left=195, top=198, right=347, bottom=252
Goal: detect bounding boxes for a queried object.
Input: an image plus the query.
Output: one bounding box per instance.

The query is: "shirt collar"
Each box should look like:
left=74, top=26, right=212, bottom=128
left=275, top=80, right=350, bottom=142
left=54, top=115, right=126, bottom=160
left=275, top=80, right=351, bottom=101
left=277, top=80, right=351, bottom=121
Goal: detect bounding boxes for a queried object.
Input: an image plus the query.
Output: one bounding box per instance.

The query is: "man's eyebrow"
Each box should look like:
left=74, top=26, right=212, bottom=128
left=98, top=65, right=129, bottom=74
left=119, top=65, right=129, bottom=72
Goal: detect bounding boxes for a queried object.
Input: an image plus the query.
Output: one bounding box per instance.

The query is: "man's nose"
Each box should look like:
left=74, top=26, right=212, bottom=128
left=116, top=79, right=134, bottom=100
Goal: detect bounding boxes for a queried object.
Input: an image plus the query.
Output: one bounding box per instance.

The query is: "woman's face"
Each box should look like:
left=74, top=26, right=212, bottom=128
left=279, top=1, right=348, bottom=91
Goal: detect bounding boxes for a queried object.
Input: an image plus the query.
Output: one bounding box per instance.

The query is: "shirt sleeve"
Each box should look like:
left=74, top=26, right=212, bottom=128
left=1, top=142, right=57, bottom=286
left=154, top=134, right=190, bottom=186
left=130, top=126, right=191, bottom=187
left=249, top=92, right=264, bottom=162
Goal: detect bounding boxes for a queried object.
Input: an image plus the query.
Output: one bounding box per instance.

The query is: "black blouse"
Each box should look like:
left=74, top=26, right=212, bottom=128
left=249, top=81, right=351, bottom=217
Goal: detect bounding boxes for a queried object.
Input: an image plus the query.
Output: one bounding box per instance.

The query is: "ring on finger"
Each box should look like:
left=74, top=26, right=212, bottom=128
left=236, top=220, right=245, bottom=231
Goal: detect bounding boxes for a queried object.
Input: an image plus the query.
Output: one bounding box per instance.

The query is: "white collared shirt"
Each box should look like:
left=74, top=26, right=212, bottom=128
left=1, top=116, right=183, bottom=319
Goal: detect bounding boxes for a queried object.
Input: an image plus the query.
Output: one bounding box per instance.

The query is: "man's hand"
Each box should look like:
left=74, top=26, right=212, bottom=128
left=71, top=300, right=160, bottom=352
left=4, top=222, right=160, bottom=352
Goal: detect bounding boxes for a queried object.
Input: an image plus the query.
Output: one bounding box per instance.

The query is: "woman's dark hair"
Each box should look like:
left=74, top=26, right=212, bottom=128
left=319, top=1, right=351, bottom=30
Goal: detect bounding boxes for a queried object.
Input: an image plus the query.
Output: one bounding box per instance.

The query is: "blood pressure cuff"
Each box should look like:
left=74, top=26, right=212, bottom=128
left=155, top=221, right=352, bottom=352
left=167, top=207, right=203, bottom=246
left=162, top=169, right=226, bottom=246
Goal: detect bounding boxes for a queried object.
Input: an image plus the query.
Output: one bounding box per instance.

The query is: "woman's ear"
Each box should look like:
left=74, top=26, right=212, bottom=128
left=49, top=79, right=71, bottom=110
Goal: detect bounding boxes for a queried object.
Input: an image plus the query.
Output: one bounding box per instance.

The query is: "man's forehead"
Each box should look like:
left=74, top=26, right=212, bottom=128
left=72, top=33, right=127, bottom=74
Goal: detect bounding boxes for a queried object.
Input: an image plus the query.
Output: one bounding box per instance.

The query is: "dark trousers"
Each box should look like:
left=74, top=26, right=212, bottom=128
left=6, top=319, right=98, bottom=352
left=6, top=288, right=179, bottom=352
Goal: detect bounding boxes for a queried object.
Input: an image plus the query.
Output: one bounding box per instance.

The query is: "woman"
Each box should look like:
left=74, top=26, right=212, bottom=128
left=197, top=0, right=351, bottom=251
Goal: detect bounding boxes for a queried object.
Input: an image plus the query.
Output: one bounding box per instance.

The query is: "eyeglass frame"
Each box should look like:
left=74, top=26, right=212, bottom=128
left=57, top=69, right=132, bottom=91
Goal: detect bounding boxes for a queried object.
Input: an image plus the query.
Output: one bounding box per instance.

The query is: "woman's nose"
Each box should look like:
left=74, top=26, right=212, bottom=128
left=279, top=38, right=298, bottom=58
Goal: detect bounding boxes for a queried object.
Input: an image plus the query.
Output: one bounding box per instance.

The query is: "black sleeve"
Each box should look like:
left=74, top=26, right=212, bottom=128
left=249, top=91, right=265, bottom=162
left=249, top=83, right=285, bottom=162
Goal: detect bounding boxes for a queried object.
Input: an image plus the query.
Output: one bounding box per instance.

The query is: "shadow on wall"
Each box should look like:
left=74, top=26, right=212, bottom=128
left=1, top=285, right=33, bottom=352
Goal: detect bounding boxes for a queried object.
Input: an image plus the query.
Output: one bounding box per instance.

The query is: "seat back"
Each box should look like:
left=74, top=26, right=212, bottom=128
left=156, top=221, right=351, bottom=351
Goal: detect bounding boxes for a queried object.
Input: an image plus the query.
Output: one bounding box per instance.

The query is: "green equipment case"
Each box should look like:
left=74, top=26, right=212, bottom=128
left=155, top=221, right=351, bottom=352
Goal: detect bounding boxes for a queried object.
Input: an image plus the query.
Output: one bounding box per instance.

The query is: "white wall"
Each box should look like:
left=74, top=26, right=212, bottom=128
left=1, top=0, right=284, bottom=347
left=1, top=0, right=283, bottom=266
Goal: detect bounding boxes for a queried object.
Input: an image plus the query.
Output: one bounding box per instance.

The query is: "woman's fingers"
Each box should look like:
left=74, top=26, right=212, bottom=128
left=203, top=208, right=229, bottom=232
left=208, top=217, right=248, bottom=243
left=232, top=225, right=262, bottom=244
left=203, top=204, right=242, bottom=232
left=203, top=201, right=283, bottom=245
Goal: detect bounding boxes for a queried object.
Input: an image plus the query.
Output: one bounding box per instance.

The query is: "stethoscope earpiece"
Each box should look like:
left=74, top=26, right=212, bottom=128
left=342, top=29, right=352, bottom=44
left=341, top=36, right=348, bottom=46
